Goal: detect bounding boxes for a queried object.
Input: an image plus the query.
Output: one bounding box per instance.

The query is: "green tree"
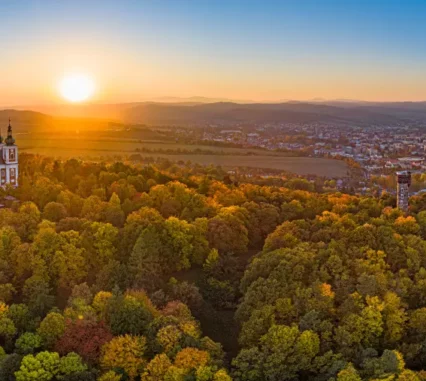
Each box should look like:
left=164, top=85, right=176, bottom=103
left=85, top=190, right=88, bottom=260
left=22, top=276, right=54, bottom=317
left=15, top=202, right=41, bottom=241
left=104, top=193, right=125, bottom=227
left=231, top=347, right=263, bottom=381
left=0, top=316, right=17, bottom=347
left=15, top=333, right=43, bottom=355
left=37, top=313, right=65, bottom=349
left=15, top=351, right=60, bottom=381
left=58, top=352, right=87, bottom=377
left=106, top=293, right=154, bottom=336
left=42, top=202, right=68, bottom=223
left=0, top=353, right=23, bottom=381
left=82, top=222, right=118, bottom=275
left=233, top=325, right=320, bottom=381
left=52, top=234, right=87, bottom=292
left=207, top=213, right=248, bottom=255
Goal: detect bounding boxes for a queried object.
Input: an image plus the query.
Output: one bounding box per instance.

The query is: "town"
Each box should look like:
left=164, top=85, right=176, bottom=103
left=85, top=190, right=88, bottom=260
left=164, top=121, right=426, bottom=196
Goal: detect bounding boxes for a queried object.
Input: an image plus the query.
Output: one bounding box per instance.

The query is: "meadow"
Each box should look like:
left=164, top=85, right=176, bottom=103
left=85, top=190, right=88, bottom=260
left=17, top=136, right=348, bottom=177
left=16, top=135, right=278, bottom=155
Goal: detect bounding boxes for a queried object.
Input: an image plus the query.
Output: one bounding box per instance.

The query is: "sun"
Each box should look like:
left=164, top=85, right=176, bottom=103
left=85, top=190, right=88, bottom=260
left=59, top=74, right=95, bottom=103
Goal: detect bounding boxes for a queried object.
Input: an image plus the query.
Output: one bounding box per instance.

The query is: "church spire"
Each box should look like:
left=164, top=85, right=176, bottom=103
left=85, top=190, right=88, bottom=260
left=5, top=118, right=15, bottom=146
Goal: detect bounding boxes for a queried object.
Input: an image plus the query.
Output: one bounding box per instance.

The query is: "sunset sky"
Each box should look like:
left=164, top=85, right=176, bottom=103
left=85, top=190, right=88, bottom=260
left=2, top=0, right=426, bottom=106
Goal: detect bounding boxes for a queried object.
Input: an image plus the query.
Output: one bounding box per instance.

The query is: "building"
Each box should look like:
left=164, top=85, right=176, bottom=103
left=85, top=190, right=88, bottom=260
left=396, top=171, right=411, bottom=211
left=0, top=119, right=18, bottom=187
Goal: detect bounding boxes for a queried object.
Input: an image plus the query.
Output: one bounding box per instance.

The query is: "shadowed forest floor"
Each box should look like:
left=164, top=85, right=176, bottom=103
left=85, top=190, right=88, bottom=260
left=172, top=248, right=259, bottom=361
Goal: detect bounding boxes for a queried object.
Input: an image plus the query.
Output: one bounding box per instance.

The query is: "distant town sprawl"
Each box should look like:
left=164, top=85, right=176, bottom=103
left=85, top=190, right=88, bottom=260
left=159, top=121, right=426, bottom=196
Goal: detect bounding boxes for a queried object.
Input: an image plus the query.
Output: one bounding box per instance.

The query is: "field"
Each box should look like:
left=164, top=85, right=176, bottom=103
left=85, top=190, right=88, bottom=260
left=16, top=136, right=281, bottom=155
left=17, top=136, right=348, bottom=177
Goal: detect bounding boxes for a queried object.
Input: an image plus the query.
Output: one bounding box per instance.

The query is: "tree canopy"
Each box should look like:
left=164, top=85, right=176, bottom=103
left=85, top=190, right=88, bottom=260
left=0, top=153, right=424, bottom=380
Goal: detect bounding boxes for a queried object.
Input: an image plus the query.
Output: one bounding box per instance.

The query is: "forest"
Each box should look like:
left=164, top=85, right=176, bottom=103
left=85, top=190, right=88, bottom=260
left=1, top=153, right=426, bottom=380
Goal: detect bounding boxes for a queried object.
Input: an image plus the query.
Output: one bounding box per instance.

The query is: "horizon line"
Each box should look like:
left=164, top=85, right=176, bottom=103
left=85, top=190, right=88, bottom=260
left=2, top=97, right=426, bottom=109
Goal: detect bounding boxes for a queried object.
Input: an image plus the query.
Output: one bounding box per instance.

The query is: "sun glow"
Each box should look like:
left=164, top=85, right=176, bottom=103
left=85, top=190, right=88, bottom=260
left=59, top=74, right=95, bottom=102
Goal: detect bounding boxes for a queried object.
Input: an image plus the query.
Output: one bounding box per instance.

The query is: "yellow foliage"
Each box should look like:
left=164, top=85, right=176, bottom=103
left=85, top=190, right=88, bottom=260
left=393, top=350, right=406, bottom=374
left=328, top=193, right=354, bottom=206
left=178, top=321, right=201, bottom=339
left=214, top=369, right=232, bottom=381
left=174, top=348, right=210, bottom=371
left=318, top=211, right=340, bottom=223
left=397, top=370, right=421, bottom=381
left=141, top=353, right=172, bottom=381
left=0, top=302, right=9, bottom=318
left=164, top=365, right=186, bottom=381
left=319, top=283, right=335, bottom=298
left=125, top=289, right=159, bottom=317
left=93, top=291, right=113, bottom=317
left=101, top=335, right=146, bottom=380
left=156, top=325, right=182, bottom=353
left=98, top=370, right=122, bottom=381
left=366, top=296, right=385, bottom=312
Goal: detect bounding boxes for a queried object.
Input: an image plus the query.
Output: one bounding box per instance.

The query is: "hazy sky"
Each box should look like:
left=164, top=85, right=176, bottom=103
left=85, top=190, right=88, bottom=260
left=2, top=0, right=426, bottom=105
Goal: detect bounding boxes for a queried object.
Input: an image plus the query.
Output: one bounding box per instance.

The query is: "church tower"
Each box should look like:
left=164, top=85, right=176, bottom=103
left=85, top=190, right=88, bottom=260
left=0, top=119, right=18, bottom=187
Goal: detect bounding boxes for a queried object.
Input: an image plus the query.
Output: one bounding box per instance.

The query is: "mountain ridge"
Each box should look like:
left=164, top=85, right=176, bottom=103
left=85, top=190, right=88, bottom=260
left=3, top=100, right=426, bottom=127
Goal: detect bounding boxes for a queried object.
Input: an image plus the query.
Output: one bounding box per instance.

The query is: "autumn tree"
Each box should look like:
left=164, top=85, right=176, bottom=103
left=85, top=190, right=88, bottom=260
left=101, top=335, right=146, bottom=380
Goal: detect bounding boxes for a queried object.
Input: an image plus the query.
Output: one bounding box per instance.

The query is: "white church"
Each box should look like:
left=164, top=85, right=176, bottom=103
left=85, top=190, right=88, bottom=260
left=0, top=119, right=18, bottom=187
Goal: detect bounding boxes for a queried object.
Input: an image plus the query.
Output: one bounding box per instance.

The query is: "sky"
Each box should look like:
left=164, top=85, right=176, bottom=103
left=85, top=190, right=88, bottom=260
left=1, top=0, right=426, bottom=106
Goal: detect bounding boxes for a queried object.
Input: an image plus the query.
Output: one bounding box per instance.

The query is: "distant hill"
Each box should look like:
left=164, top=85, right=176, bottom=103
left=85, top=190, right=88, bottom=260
left=0, top=109, right=54, bottom=132
left=0, top=109, right=52, bottom=124
left=0, top=109, right=113, bottom=134
left=4, top=100, right=426, bottom=127
left=120, top=101, right=426, bottom=126
left=148, top=96, right=254, bottom=104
